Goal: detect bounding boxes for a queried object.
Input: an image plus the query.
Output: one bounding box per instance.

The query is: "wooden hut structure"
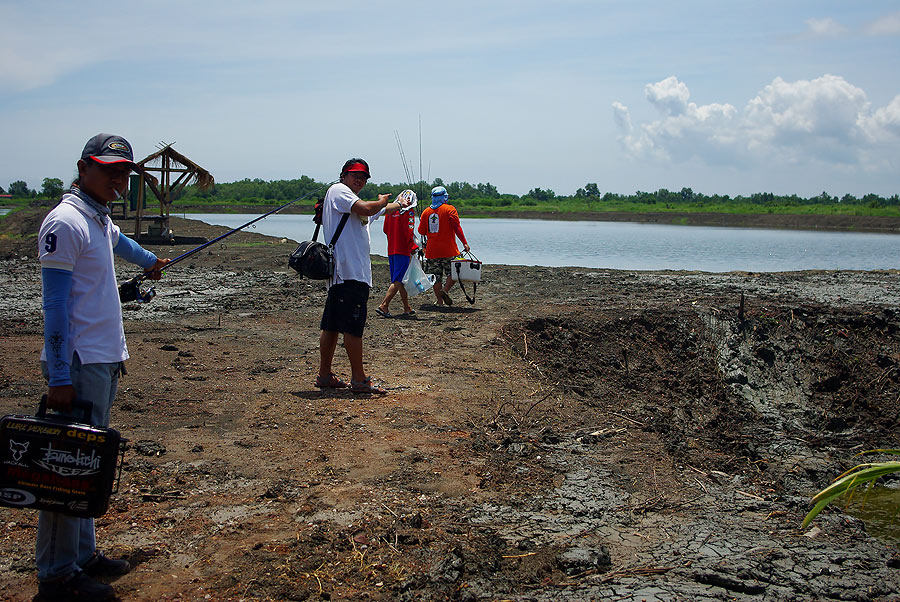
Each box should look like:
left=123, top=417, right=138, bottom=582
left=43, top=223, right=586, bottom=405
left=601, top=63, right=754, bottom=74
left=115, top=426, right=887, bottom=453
left=133, top=143, right=214, bottom=242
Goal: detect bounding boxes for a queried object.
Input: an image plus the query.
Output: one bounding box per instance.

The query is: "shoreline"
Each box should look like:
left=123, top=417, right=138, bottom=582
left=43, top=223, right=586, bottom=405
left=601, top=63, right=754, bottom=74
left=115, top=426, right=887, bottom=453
left=6, top=203, right=900, bottom=234
left=174, top=205, right=900, bottom=234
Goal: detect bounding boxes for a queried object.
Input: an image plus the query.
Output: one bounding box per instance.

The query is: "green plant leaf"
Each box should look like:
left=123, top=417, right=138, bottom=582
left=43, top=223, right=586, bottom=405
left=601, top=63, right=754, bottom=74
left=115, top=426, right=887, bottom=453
left=802, top=459, right=900, bottom=528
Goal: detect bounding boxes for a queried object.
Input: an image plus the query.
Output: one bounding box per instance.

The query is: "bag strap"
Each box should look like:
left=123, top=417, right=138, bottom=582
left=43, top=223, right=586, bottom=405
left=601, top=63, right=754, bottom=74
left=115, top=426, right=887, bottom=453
left=329, top=212, right=351, bottom=247
left=459, top=249, right=479, bottom=262
left=312, top=202, right=350, bottom=243
left=454, top=261, right=477, bottom=304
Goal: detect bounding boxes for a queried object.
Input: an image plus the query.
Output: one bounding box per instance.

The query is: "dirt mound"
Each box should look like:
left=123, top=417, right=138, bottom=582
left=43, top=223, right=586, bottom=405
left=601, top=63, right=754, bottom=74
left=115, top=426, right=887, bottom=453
left=500, top=301, right=900, bottom=494
left=500, top=310, right=747, bottom=471
left=0, top=207, right=49, bottom=259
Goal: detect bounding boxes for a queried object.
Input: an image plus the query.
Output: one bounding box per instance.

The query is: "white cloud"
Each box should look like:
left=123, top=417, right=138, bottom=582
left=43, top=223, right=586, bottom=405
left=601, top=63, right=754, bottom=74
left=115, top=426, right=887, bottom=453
left=613, top=75, right=900, bottom=170
left=644, top=76, right=691, bottom=116
left=805, top=17, right=846, bottom=37
left=864, top=95, right=900, bottom=139
left=865, top=12, right=900, bottom=36
left=611, top=101, right=633, bottom=134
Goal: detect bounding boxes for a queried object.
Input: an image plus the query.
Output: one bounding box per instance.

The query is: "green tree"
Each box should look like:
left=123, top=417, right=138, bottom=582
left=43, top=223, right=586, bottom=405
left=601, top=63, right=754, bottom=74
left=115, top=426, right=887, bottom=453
left=750, top=192, right=775, bottom=205
left=815, top=190, right=834, bottom=204
left=41, top=177, right=64, bottom=199
left=476, top=182, right=499, bottom=198
left=862, top=193, right=886, bottom=208
left=575, top=183, right=601, bottom=208
left=8, top=180, right=33, bottom=197
left=446, top=181, right=477, bottom=199
left=526, top=187, right=556, bottom=202
left=602, top=192, right=620, bottom=203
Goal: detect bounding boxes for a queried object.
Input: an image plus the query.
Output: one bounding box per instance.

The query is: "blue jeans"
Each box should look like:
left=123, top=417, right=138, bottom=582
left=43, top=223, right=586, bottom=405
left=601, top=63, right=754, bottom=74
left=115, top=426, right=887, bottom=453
left=37, top=354, right=121, bottom=581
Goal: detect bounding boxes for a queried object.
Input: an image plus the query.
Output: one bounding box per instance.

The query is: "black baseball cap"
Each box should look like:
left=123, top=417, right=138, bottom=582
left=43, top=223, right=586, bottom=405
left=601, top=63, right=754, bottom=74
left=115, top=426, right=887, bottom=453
left=81, top=133, right=137, bottom=169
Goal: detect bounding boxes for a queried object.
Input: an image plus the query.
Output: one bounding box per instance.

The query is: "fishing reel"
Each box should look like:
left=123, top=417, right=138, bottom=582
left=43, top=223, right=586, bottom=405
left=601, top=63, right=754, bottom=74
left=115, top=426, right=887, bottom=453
left=118, top=277, right=157, bottom=304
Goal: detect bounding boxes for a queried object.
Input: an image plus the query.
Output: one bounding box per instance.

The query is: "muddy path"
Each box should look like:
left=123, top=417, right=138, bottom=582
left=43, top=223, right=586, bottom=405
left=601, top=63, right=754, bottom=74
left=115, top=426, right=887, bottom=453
left=1, top=214, right=900, bottom=601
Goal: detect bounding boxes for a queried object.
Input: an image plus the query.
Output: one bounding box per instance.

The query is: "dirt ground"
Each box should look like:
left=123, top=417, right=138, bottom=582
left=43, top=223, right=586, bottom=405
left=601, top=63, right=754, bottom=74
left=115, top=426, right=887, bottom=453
left=2, top=210, right=900, bottom=601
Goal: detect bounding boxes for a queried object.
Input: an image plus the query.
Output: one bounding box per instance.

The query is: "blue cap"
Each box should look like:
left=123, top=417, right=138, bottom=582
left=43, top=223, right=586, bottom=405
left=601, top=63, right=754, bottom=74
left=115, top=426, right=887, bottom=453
left=431, top=186, right=447, bottom=197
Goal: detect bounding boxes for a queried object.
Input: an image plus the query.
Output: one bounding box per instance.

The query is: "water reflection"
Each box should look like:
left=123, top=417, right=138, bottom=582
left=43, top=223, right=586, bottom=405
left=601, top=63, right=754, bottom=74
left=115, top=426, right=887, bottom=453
left=187, top=214, right=900, bottom=272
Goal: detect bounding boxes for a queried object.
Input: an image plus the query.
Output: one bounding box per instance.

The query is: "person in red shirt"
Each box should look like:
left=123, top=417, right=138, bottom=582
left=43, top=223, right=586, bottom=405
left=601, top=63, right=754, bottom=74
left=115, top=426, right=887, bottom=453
left=376, top=190, right=419, bottom=318
left=417, top=186, right=470, bottom=306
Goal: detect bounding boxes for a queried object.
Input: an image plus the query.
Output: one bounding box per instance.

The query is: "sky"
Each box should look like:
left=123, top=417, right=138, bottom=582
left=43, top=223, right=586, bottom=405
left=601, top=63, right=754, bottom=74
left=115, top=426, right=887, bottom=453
left=1, top=0, right=899, bottom=198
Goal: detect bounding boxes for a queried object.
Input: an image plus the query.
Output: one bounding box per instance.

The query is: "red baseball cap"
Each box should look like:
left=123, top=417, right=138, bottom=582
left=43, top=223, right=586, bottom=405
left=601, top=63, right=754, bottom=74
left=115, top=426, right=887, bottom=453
left=341, top=158, right=371, bottom=179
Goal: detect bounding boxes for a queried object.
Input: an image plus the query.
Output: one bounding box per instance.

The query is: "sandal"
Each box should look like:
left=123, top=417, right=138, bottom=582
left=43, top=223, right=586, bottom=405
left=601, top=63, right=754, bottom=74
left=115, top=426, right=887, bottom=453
left=375, top=307, right=392, bottom=318
left=440, top=291, right=453, bottom=306
left=315, top=373, right=348, bottom=389
left=350, top=376, right=387, bottom=395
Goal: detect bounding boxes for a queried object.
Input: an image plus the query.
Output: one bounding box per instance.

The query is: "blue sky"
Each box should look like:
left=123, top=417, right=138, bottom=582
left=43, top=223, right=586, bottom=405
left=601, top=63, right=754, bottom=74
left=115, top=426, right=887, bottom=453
left=1, top=1, right=899, bottom=198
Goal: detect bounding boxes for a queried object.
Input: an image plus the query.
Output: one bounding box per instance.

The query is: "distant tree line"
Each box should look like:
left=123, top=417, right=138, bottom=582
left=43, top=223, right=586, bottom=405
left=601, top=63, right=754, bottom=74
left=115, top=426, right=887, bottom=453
left=4, top=176, right=898, bottom=210
left=176, top=178, right=900, bottom=209
left=3, top=178, right=64, bottom=199
left=591, top=187, right=900, bottom=209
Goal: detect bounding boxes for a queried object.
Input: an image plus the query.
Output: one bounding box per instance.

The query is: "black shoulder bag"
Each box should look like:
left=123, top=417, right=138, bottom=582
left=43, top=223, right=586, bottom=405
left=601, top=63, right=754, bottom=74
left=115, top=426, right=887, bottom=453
left=289, top=210, right=351, bottom=280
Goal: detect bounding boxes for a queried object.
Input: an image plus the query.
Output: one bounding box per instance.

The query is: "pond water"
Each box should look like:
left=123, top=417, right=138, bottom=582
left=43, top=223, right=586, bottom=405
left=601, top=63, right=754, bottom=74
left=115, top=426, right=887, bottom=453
left=842, top=486, right=900, bottom=545
left=186, top=213, right=900, bottom=272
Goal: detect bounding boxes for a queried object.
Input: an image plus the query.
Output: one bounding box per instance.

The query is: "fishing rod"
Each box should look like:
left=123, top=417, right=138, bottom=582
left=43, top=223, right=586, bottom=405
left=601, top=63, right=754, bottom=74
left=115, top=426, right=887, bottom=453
left=418, top=115, right=424, bottom=205
left=119, top=184, right=333, bottom=303
left=393, top=130, right=417, bottom=215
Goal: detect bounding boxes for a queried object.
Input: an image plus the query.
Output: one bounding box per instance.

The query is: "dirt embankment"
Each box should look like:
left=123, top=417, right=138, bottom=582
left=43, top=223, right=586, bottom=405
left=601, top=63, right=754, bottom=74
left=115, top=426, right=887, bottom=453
left=502, top=210, right=900, bottom=233
left=1, top=212, right=900, bottom=601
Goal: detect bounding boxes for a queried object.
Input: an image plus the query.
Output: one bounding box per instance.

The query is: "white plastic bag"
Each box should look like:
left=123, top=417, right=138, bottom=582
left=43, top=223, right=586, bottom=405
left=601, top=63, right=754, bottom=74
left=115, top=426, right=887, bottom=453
left=402, top=254, right=436, bottom=297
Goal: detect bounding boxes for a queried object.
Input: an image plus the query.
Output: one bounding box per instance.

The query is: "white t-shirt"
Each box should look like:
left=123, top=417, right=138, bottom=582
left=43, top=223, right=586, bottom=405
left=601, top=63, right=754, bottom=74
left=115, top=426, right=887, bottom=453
left=323, top=182, right=373, bottom=288
left=39, top=194, right=129, bottom=365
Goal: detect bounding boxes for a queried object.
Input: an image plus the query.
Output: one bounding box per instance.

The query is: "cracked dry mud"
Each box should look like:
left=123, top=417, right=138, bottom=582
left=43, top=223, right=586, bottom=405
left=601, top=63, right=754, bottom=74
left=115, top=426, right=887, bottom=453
left=1, top=211, right=900, bottom=601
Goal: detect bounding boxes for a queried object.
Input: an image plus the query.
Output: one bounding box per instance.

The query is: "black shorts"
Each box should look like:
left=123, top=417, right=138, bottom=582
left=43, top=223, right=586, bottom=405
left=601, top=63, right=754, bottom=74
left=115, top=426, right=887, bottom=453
left=320, top=280, right=370, bottom=338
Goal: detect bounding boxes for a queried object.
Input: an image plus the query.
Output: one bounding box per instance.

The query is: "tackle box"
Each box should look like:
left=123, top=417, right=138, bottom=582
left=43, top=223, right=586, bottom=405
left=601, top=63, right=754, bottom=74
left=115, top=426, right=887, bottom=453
left=451, top=253, right=482, bottom=282
left=0, top=397, right=126, bottom=518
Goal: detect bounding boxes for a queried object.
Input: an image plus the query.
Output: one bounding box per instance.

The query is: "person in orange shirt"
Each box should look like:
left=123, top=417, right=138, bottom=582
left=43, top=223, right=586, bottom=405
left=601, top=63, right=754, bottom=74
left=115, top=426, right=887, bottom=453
left=417, top=186, right=470, bottom=306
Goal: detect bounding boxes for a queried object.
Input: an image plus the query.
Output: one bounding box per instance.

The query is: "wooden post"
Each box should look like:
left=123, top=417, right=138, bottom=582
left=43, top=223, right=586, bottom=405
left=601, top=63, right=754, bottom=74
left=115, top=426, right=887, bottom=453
left=134, top=172, right=145, bottom=239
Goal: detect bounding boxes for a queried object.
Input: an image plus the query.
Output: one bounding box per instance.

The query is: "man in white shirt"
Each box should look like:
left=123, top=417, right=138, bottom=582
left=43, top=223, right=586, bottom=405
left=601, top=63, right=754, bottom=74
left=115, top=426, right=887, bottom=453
left=316, top=158, right=409, bottom=394
left=36, top=133, right=168, bottom=602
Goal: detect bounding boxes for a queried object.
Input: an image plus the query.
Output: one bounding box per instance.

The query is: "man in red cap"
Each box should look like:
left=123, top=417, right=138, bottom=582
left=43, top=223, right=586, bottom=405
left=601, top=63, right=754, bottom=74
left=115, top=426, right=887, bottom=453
left=35, top=133, right=168, bottom=601
left=315, top=158, right=412, bottom=394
